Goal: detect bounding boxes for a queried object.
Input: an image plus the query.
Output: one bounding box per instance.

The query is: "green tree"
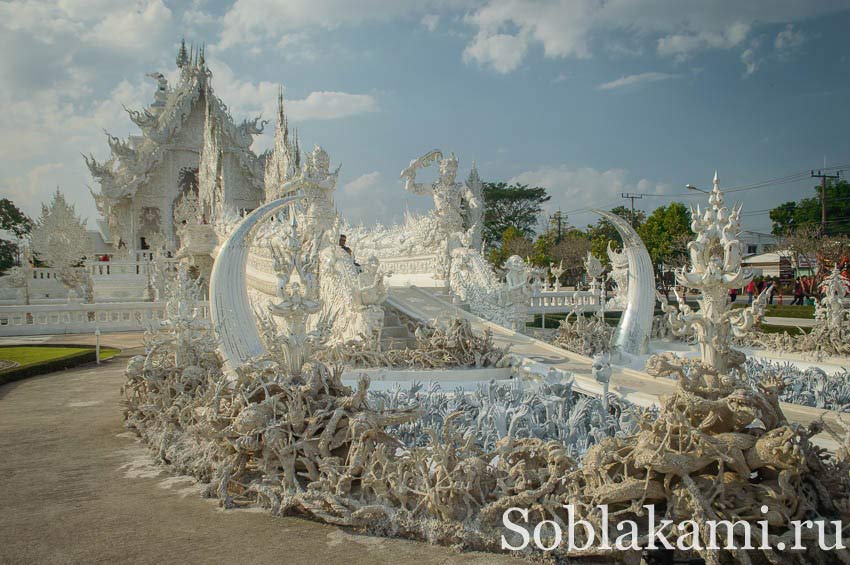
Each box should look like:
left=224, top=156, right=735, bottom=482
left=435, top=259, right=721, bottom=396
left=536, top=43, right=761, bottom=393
left=0, top=198, right=33, bottom=274
left=770, top=180, right=850, bottom=236
left=637, top=202, right=693, bottom=283
left=482, top=182, right=550, bottom=246
left=488, top=226, right=534, bottom=267
left=584, top=205, right=643, bottom=264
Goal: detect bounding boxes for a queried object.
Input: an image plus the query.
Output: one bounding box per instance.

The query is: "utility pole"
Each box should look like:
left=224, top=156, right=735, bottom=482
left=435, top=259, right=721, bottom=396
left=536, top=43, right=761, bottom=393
left=810, top=170, right=841, bottom=235
left=621, top=193, right=643, bottom=227
left=550, top=209, right=564, bottom=243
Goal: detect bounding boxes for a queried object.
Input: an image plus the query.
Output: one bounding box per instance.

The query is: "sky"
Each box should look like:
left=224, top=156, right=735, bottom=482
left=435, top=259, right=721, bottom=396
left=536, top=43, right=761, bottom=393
left=2, top=0, right=850, bottom=236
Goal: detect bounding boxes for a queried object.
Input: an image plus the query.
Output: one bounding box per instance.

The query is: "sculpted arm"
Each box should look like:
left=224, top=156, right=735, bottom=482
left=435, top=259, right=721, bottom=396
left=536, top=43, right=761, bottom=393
left=400, top=150, right=442, bottom=196
left=404, top=176, right=434, bottom=196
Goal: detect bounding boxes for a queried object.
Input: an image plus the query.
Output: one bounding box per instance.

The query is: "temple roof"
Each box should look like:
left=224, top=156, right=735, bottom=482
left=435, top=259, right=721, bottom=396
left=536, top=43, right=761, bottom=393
left=87, top=41, right=266, bottom=210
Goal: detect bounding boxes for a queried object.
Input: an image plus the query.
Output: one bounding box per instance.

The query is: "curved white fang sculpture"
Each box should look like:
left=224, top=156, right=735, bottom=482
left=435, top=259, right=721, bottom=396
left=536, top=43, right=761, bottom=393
left=209, top=196, right=303, bottom=369
left=592, top=210, right=654, bottom=355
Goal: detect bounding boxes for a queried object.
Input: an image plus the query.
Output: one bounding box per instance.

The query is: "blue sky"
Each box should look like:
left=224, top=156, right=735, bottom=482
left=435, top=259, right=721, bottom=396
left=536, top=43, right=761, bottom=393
left=2, top=0, right=850, bottom=234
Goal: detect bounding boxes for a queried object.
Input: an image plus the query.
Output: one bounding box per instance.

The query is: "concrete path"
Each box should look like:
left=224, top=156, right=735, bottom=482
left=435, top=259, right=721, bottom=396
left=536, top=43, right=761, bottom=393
left=763, top=316, right=817, bottom=328
left=387, top=286, right=848, bottom=451
left=0, top=347, right=518, bottom=565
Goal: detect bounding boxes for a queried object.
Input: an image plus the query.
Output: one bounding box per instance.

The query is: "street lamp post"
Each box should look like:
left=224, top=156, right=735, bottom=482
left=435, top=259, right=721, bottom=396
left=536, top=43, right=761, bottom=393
left=685, top=183, right=709, bottom=194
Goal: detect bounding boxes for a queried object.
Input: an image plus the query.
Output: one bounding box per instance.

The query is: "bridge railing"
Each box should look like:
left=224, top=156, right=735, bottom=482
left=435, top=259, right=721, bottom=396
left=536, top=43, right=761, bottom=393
left=0, top=301, right=210, bottom=336
left=528, top=289, right=607, bottom=314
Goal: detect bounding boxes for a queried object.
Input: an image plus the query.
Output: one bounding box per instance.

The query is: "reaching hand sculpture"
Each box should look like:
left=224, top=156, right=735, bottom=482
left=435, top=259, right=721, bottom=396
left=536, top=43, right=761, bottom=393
left=657, top=173, right=769, bottom=372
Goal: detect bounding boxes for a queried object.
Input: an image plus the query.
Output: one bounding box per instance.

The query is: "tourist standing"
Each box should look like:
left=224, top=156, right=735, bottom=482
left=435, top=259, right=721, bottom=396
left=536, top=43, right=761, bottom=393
left=791, top=278, right=804, bottom=305
left=745, top=279, right=757, bottom=304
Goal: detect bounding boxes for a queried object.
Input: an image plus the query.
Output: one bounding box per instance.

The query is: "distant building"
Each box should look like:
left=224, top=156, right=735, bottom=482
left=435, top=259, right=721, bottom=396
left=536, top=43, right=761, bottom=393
left=739, top=230, right=777, bottom=257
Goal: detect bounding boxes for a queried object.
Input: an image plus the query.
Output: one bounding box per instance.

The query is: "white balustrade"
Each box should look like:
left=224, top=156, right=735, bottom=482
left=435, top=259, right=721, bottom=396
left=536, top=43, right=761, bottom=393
left=528, top=289, right=610, bottom=314
left=0, top=301, right=210, bottom=336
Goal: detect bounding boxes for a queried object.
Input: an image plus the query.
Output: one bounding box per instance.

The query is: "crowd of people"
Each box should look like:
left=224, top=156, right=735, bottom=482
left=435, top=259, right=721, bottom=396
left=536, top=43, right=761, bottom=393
left=728, top=273, right=842, bottom=306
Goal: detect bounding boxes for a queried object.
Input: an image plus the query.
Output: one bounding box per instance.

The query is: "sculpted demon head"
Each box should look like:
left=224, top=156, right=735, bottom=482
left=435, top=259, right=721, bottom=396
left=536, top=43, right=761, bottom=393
left=439, top=152, right=458, bottom=183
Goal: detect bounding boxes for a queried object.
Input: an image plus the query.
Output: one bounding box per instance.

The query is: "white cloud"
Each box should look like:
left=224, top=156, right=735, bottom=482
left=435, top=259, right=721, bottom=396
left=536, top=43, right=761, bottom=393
left=207, top=59, right=379, bottom=125
left=596, top=72, right=676, bottom=91
left=740, top=39, right=761, bottom=76
left=84, top=0, right=173, bottom=51
left=775, top=24, right=805, bottom=50
left=509, top=165, right=668, bottom=223
left=463, top=32, right=528, bottom=73
left=656, top=22, right=750, bottom=60
left=343, top=171, right=382, bottom=195
left=421, top=14, right=440, bottom=32
left=217, top=0, right=477, bottom=49
left=0, top=74, right=152, bottom=221
left=3, top=163, right=67, bottom=219
left=460, top=0, right=846, bottom=73
left=288, top=92, right=379, bottom=121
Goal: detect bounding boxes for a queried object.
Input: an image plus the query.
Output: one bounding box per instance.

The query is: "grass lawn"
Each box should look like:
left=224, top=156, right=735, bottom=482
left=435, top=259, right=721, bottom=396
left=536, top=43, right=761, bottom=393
left=765, top=304, right=815, bottom=319
left=732, top=303, right=815, bottom=319
left=0, top=346, right=121, bottom=372
left=759, top=324, right=810, bottom=336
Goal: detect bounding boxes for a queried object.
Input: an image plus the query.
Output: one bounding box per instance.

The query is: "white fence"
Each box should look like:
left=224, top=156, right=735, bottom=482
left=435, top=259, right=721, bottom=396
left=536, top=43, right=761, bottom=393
left=0, top=301, right=209, bottom=336
left=528, top=289, right=609, bottom=314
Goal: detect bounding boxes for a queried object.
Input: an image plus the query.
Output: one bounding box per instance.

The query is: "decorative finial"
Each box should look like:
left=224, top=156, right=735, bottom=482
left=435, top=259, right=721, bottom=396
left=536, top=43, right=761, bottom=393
left=713, top=170, right=719, bottom=190
left=176, top=38, right=188, bottom=68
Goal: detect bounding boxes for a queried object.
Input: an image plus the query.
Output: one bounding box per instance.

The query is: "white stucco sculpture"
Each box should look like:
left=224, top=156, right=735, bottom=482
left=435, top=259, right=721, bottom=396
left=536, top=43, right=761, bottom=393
left=280, top=144, right=341, bottom=248
left=448, top=249, right=531, bottom=331
left=29, top=189, right=95, bottom=303
left=605, top=241, right=629, bottom=309
left=549, top=261, right=565, bottom=291
left=261, top=214, right=322, bottom=376
left=499, top=255, right=533, bottom=332
left=656, top=173, right=768, bottom=372
left=401, top=150, right=481, bottom=280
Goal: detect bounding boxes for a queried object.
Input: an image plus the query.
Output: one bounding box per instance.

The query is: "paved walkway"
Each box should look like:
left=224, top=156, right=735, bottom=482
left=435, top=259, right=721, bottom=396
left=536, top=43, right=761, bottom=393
left=763, top=316, right=817, bottom=328
left=387, top=286, right=848, bottom=451
left=0, top=347, right=518, bottom=565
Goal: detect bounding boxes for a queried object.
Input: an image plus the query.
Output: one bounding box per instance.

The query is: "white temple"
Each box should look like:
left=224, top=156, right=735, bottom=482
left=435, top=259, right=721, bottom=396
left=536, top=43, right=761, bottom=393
left=0, top=39, right=623, bottom=350
left=85, top=41, right=298, bottom=253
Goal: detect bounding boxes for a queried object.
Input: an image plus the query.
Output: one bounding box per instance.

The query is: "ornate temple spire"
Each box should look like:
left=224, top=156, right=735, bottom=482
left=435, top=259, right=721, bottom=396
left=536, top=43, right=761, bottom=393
left=467, top=161, right=480, bottom=186
left=264, top=89, right=300, bottom=201
left=276, top=86, right=289, bottom=142
left=199, top=96, right=223, bottom=220
left=176, top=38, right=188, bottom=68
left=294, top=130, right=301, bottom=170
